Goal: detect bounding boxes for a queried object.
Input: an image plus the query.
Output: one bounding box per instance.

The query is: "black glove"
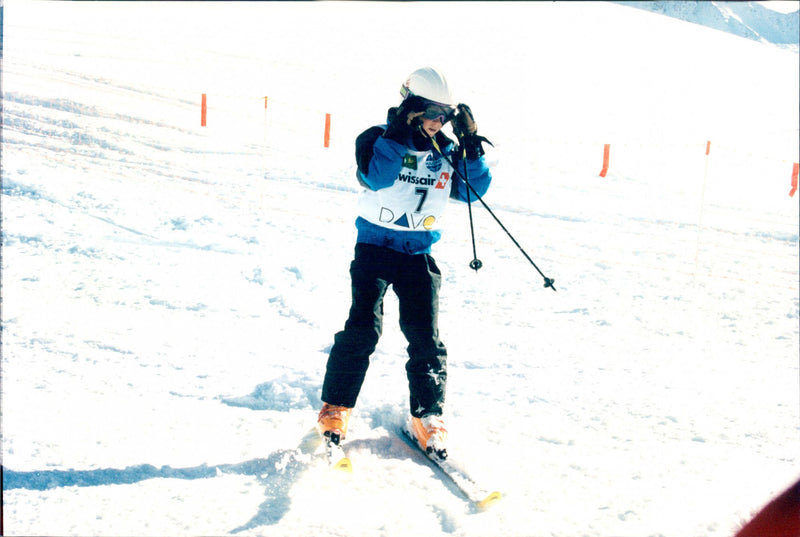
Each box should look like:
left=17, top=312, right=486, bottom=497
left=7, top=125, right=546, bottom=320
left=453, top=104, right=492, bottom=159
left=383, top=95, right=427, bottom=144
left=452, top=103, right=477, bottom=138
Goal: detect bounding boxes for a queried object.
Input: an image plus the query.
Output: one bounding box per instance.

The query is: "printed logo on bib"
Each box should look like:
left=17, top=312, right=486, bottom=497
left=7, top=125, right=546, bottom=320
left=425, top=154, right=443, bottom=173
left=402, top=154, right=418, bottom=170
left=379, top=208, right=437, bottom=230
left=435, top=171, right=450, bottom=190
left=398, top=173, right=436, bottom=186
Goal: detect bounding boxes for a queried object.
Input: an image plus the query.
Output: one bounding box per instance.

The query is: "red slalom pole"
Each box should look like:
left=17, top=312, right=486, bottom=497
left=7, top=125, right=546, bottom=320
left=599, top=144, right=610, bottom=177
left=324, top=113, right=331, bottom=148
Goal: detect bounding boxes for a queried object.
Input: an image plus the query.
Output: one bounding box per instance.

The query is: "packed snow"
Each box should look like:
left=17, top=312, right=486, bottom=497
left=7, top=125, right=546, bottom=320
left=1, top=2, right=798, bottom=536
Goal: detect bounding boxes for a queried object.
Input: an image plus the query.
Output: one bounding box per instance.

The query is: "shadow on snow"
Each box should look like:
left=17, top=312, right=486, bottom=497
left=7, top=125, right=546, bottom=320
left=2, top=447, right=312, bottom=533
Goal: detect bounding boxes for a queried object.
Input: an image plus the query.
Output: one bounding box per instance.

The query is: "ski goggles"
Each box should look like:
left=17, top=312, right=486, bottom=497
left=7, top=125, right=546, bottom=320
left=421, top=102, right=456, bottom=124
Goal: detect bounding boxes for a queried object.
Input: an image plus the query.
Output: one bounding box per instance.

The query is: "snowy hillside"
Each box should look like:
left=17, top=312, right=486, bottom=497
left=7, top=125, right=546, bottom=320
left=614, top=1, right=800, bottom=50
left=1, top=1, right=798, bottom=536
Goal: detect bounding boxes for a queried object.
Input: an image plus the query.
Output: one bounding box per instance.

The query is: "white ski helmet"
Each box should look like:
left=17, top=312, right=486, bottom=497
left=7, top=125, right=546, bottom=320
left=400, top=67, right=453, bottom=106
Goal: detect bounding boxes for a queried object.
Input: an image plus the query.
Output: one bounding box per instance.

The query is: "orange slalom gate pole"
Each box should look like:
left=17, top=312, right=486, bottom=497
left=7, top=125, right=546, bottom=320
left=599, top=144, right=610, bottom=177
left=324, top=113, right=331, bottom=148
left=702, top=141, right=711, bottom=188
left=262, top=97, right=269, bottom=147
left=790, top=162, right=799, bottom=197
left=201, top=93, right=207, bottom=127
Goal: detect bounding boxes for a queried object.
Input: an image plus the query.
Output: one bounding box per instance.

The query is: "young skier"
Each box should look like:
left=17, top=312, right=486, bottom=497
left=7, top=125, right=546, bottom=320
left=317, top=67, right=493, bottom=459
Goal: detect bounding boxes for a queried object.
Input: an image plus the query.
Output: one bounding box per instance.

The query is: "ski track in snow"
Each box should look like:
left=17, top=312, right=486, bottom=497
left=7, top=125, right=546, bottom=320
left=1, top=2, right=798, bottom=536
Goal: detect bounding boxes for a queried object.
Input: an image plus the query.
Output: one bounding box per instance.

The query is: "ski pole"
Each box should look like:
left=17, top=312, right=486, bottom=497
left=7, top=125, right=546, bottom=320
left=458, top=140, right=483, bottom=272
left=427, top=130, right=557, bottom=292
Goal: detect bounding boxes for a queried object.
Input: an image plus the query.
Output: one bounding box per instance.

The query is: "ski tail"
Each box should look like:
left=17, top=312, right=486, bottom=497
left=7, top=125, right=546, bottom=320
left=476, top=490, right=502, bottom=511
left=324, top=437, right=352, bottom=473
left=332, top=455, right=353, bottom=472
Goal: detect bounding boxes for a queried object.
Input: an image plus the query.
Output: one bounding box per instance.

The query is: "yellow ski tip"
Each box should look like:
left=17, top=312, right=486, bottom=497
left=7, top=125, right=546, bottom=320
left=477, top=491, right=502, bottom=510
left=333, top=457, right=353, bottom=473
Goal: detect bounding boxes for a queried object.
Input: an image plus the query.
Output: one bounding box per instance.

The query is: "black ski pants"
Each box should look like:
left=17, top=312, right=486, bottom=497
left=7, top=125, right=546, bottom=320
left=321, top=243, right=447, bottom=418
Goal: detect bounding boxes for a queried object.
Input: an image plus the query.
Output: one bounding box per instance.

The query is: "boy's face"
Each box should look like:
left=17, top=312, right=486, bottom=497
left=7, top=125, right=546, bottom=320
left=420, top=117, right=443, bottom=138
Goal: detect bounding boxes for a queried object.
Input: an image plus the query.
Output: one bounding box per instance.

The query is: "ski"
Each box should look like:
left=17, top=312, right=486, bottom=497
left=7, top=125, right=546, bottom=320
left=399, top=425, right=501, bottom=510
left=323, top=436, right=353, bottom=473
left=297, top=427, right=353, bottom=472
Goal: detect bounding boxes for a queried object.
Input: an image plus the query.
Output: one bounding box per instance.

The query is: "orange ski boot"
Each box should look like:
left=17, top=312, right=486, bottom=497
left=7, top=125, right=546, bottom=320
left=407, top=414, right=448, bottom=460
left=316, top=403, right=352, bottom=446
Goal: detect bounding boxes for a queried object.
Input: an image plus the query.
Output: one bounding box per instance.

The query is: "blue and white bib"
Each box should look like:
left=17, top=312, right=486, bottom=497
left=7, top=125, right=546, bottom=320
left=358, top=149, right=455, bottom=232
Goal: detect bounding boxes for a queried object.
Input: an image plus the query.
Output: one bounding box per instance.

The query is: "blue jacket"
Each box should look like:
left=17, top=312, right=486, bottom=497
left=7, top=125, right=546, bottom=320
left=353, top=125, right=492, bottom=255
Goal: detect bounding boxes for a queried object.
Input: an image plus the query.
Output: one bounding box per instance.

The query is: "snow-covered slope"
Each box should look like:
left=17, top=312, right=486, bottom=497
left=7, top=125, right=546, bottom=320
left=614, top=1, right=799, bottom=50
left=1, top=1, right=798, bottom=536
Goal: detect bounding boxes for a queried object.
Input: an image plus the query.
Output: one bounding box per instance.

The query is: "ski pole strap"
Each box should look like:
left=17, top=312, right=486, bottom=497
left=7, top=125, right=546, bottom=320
left=461, top=134, right=493, bottom=160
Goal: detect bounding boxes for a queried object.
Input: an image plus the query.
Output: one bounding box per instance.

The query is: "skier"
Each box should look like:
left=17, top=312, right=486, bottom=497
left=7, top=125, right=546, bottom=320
left=317, top=67, right=493, bottom=459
